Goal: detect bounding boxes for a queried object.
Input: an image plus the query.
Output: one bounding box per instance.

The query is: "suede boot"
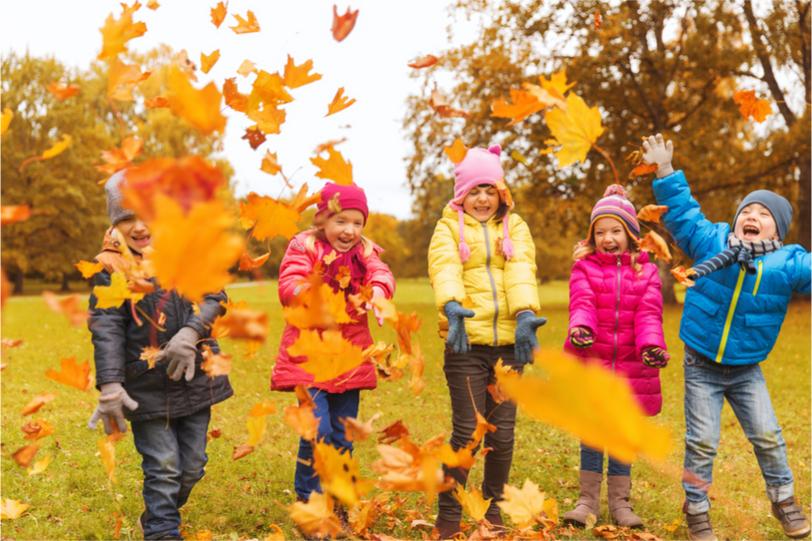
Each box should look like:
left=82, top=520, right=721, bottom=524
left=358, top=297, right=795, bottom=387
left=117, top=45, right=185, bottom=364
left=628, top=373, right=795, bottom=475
left=435, top=516, right=461, bottom=539
left=607, top=475, right=643, bottom=528
left=563, top=470, right=602, bottom=527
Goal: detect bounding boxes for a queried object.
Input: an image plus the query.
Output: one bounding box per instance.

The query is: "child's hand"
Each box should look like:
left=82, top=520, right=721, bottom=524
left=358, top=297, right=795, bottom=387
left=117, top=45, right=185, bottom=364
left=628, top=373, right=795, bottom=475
left=642, top=346, right=670, bottom=368
left=642, top=133, right=674, bottom=178
left=443, top=301, right=475, bottom=354
left=514, top=311, right=547, bottom=364
left=371, top=286, right=386, bottom=326
left=568, top=326, right=594, bottom=349
left=88, top=382, right=139, bottom=434
left=156, top=327, right=199, bottom=381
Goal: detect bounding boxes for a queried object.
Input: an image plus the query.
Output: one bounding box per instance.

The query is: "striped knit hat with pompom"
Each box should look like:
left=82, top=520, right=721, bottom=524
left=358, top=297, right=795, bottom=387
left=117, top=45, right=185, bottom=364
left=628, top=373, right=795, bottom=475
left=587, top=184, right=640, bottom=241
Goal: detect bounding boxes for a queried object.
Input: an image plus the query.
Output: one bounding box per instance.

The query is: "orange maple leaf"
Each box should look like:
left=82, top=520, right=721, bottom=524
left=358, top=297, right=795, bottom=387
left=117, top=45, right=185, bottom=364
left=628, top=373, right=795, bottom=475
left=284, top=385, right=319, bottom=440
left=252, top=70, right=294, bottom=104
left=211, top=300, right=269, bottom=342
left=288, top=329, right=365, bottom=383
left=429, top=87, right=469, bottom=118
left=288, top=492, right=343, bottom=538
left=200, top=50, right=221, bottom=74
left=283, top=56, right=322, bottom=89
left=637, top=204, right=669, bottom=224
left=638, top=231, right=672, bottom=262
left=166, top=67, right=226, bottom=134
left=45, top=357, right=92, bottom=391
left=326, top=87, right=356, bottom=117
left=107, top=58, right=150, bottom=101
left=733, top=90, right=772, bottom=123
left=12, top=445, right=39, bottom=468
left=629, top=162, right=658, bottom=178
left=444, top=138, right=468, bottom=164
left=239, top=192, right=301, bottom=241
left=210, top=1, right=227, bottom=28
left=331, top=5, right=359, bottom=42
left=1, top=205, right=31, bottom=225
left=241, top=126, right=266, bottom=150
left=22, top=419, right=54, bottom=441
left=42, top=291, right=88, bottom=326
left=341, top=413, right=382, bottom=443
left=145, top=96, right=169, bottom=108
left=231, top=10, right=260, bottom=34
left=260, top=150, right=283, bottom=176
left=140, top=346, right=161, bottom=368
left=98, top=435, right=117, bottom=482
left=75, top=260, right=104, bottom=279
left=408, top=54, right=439, bottom=69
left=223, top=78, right=248, bottom=112
left=97, top=136, right=143, bottom=177
left=201, top=345, right=232, bottom=377
left=97, top=2, right=147, bottom=60
left=311, top=146, right=353, bottom=185
left=491, top=88, right=547, bottom=126
left=283, top=275, right=354, bottom=329
left=671, top=265, right=698, bottom=287
left=46, top=82, right=80, bottom=101
left=246, top=100, right=287, bottom=134
left=238, top=251, right=270, bottom=271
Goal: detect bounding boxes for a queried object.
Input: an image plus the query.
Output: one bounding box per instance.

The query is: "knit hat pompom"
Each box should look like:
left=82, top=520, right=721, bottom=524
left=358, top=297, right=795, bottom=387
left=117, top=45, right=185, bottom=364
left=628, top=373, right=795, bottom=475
left=488, top=144, right=502, bottom=156
left=603, top=184, right=628, bottom=198
left=588, top=183, right=641, bottom=240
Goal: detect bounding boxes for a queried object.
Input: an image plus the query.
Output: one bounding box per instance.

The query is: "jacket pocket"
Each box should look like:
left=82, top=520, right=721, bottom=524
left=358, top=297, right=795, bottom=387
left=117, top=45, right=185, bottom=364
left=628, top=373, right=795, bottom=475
left=687, top=290, right=720, bottom=317
left=744, top=313, right=783, bottom=327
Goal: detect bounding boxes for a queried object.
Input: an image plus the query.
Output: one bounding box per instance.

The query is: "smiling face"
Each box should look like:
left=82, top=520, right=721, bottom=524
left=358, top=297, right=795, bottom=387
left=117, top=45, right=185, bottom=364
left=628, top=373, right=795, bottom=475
left=115, top=217, right=151, bottom=253
left=734, top=203, right=778, bottom=241
left=593, top=216, right=630, bottom=255
left=323, top=209, right=365, bottom=252
left=462, top=184, right=501, bottom=222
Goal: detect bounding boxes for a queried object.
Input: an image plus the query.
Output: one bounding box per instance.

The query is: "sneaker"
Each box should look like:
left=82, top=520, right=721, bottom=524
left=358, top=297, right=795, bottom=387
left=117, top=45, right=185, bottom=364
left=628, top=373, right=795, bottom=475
left=772, top=497, right=811, bottom=538
left=683, top=503, right=717, bottom=541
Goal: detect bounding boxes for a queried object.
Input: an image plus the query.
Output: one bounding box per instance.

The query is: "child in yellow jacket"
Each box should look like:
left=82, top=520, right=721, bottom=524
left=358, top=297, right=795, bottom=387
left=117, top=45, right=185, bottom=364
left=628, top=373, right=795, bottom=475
left=428, top=144, right=546, bottom=538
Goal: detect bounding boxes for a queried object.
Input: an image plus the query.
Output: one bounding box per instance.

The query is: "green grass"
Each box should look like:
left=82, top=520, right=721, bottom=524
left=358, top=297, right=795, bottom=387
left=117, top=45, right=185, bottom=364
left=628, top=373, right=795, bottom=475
left=1, top=279, right=809, bottom=540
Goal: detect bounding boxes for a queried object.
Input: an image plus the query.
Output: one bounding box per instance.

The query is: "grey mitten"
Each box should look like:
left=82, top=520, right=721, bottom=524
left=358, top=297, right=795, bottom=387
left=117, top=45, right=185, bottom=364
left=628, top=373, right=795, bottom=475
left=443, top=301, right=475, bottom=354
left=88, top=382, right=139, bottom=434
left=157, top=326, right=200, bottom=381
left=514, top=311, right=547, bottom=364
left=641, top=133, right=674, bottom=178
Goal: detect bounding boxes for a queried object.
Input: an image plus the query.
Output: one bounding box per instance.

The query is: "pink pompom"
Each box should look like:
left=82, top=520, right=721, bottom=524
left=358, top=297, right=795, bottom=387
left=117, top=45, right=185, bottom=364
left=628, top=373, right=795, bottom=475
left=458, top=240, right=471, bottom=263
left=501, top=236, right=514, bottom=260
left=488, top=144, right=502, bottom=156
left=603, top=184, right=628, bottom=198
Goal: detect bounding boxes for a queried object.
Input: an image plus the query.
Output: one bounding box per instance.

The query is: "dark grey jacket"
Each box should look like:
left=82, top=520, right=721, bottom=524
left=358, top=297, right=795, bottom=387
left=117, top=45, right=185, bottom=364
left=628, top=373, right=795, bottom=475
left=88, top=270, right=233, bottom=422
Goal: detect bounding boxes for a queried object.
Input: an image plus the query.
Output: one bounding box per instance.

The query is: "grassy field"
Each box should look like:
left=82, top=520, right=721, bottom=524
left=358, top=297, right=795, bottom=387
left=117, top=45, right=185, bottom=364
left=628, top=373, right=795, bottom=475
left=1, top=278, right=809, bottom=540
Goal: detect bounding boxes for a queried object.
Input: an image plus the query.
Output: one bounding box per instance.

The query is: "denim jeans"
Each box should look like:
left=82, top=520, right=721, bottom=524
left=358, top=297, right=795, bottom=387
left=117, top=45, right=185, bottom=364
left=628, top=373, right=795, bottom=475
left=682, top=347, right=794, bottom=514
left=131, top=407, right=211, bottom=539
left=580, top=443, right=631, bottom=476
left=294, top=388, right=360, bottom=501
left=438, top=345, right=524, bottom=523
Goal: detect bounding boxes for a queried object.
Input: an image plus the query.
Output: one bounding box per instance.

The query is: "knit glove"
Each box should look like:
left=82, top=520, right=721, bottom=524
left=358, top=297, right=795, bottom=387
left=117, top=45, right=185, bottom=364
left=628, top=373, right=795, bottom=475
left=443, top=301, right=475, bottom=354
left=641, top=133, right=674, bottom=178
left=156, top=326, right=200, bottom=382
left=642, top=346, right=670, bottom=368
left=514, top=311, right=547, bottom=364
left=568, top=326, right=595, bottom=349
left=88, top=382, right=139, bottom=434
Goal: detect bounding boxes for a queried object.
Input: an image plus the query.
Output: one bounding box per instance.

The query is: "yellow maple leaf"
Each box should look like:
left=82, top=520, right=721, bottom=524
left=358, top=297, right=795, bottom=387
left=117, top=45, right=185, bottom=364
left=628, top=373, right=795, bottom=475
left=1, top=108, right=13, bottom=136
left=538, top=67, right=576, bottom=101
left=239, top=192, right=300, bottom=241
left=313, top=441, right=373, bottom=506
left=200, top=49, right=220, bottom=74
left=107, top=58, right=150, bottom=101
left=201, top=347, right=232, bottom=377
left=237, top=59, right=256, bottom=77
left=0, top=498, right=30, bottom=520
left=287, top=492, right=343, bottom=538
left=444, top=138, right=467, bottom=164
left=494, top=351, right=671, bottom=463
left=166, top=66, right=226, bottom=134
left=455, top=485, right=492, bottom=523
left=283, top=56, right=322, bottom=89
left=97, top=2, right=147, bottom=60
left=246, top=99, right=287, bottom=134
left=140, top=346, right=161, bottom=368
left=98, top=436, right=116, bottom=482
left=210, top=1, right=227, bottom=28
left=310, top=146, right=353, bottom=185
left=326, top=87, right=355, bottom=116
left=544, top=92, right=604, bottom=168
left=288, top=329, right=365, bottom=383
left=93, top=271, right=144, bottom=308
left=497, top=479, right=546, bottom=528
left=27, top=454, right=52, bottom=476
left=246, top=414, right=267, bottom=447
left=260, top=150, right=282, bottom=176
left=231, top=10, right=260, bottom=34
left=75, top=260, right=104, bottom=279
left=149, top=196, right=243, bottom=303
left=283, top=281, right=354, bottom=329
left=638, top=231, right=672, bottom=262
left=252, top=70, right=294, bottom=105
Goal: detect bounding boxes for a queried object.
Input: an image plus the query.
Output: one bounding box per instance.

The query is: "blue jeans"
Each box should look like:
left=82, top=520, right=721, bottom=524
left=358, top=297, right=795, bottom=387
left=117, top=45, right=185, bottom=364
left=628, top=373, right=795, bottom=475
left=581, top=443, right=631, bottom=476
left=682, top=347, right=794, bottom=514
left=131, top=407, right=211, bottom=540
left=294, top=389, right=360, bottom=501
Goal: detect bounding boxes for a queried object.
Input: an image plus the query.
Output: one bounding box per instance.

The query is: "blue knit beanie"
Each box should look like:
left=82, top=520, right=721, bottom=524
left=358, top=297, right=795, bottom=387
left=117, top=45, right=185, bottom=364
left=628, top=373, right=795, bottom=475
left=733, top=190, right=793, bottom=240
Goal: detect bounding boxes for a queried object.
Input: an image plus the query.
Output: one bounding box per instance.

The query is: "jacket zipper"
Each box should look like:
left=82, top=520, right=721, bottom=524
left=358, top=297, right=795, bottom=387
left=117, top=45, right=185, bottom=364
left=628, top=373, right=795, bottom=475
left=481, top=222, right=499, bottom=346
left=715, top=267, right=746, bottom=363
left=752, top=260, right=763, bottom=296
left=612, top=256, right=621, bottom=371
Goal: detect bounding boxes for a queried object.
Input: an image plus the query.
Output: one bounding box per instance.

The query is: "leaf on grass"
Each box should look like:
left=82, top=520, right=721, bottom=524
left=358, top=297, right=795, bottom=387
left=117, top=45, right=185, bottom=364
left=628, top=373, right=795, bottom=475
left=45, top=357, right=92, bottom=391
left=231, top=10, right=260, bottom=34
left=497, top=479, right=546, bottom=528
left=22, top=419, right=54, bottom=441
left=444, top=138, right=467, bottom=164
left=326, top=87, right=356, bottom=117
left=454, top=485, right=492, bottom=523
left=166, top=66, right=226, bottom=134
left=239, top=193, right=301, bottom=241
left=47, top=82, right=80, bottom=101
left=200, top=50, right=220, bottom=74
left=331, top=5, right=359, bottom=42
left=289, top=329, right=365, bottom=383
left=543, top=92, right=604, bottom=168
left=408, top=55, right=439, bottom=69
left=27, top=454, right=52, bottom=476
left=12, top=445, right=39, bottom=468
left=733, top=90, right=771, bottom=123
left=98, top=1, right=147, bottom=60
left=75, top=260, right=104, bottom=279
left=313, top=441, right=373, bottom=506
left=638, top=231, right=672, bottom=262
left=21, top=393, right=56, bottom=416
left=232, top=444, right=254, bottom=460
left=283, top=56, right=321, bottom=88
left=288, top=492, right=343, bottom=538
left=0, top=499, right=30, bottom=520
left=637, top=204, right=668, bottom=224
left=43, top=291, right=88, bottom=326
left=210, top=1, right=227, bottom=28
left=1, top=338, right=23, bottom=349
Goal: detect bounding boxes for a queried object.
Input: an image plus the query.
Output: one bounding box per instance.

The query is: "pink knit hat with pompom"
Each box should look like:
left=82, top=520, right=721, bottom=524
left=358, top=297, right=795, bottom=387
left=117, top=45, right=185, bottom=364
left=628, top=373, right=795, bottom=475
left=588, top=184, right=640, bottom=241
left=449, top=144, right=514, bottom=262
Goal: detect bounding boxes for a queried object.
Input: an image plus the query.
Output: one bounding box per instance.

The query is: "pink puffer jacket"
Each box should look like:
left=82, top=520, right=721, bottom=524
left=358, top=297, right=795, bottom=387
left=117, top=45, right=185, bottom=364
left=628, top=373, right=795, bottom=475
left=272, top=232, right=395, bottom=393
left=564, top=251, right=666, bottom=415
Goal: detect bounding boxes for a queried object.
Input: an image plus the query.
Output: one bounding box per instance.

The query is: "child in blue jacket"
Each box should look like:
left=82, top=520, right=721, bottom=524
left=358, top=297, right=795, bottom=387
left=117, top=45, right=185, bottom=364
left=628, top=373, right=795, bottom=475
left=643, top=134, right=810, bottom=541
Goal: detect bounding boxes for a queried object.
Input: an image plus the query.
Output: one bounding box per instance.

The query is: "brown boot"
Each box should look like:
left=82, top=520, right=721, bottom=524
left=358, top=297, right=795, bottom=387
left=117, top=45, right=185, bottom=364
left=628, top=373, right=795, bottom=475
left=563, top=470, right=602, bottom=527
left=772, top=497, right=811, bottom=538
left=435, top=517, right=461, bottom=540
left=607, top=475, right=643, bottom=528
left=683, top=502, right=717, bottom=541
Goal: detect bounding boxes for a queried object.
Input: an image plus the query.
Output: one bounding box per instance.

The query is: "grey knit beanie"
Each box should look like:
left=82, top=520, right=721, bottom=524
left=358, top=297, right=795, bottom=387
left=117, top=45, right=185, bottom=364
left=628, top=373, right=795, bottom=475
left=733, top=189, right=793, bottom=240
left=105, top=170, right=136, bottom=225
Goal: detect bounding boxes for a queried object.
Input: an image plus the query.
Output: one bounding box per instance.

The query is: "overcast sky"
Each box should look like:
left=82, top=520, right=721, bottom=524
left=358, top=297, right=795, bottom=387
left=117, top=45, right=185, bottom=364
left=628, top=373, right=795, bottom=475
left=1, top=1, right=479, bottom=219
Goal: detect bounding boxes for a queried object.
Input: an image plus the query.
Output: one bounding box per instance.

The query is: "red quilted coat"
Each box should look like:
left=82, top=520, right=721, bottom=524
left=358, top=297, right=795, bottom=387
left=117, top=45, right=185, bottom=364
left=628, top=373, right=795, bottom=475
left=564, top=251, right=666, bottom=415
left=272, top=231, right=395, bottom=393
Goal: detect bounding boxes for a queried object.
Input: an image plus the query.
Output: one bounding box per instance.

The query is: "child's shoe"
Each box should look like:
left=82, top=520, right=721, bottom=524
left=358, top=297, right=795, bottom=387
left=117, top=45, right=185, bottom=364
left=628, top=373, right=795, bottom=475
left=562, top=470, right=602, bottom=527
left=435, top=516, right=461, bottom=539
left=771, top=497, right=811, bottom=538
left=683, top=503, right=717, bottom=541
left=607, top=475, right=643, bottom=528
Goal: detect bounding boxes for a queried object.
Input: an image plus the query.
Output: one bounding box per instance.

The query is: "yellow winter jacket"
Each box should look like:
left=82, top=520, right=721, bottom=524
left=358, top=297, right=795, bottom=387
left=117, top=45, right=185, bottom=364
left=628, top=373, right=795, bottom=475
left=428, top=205, right=540, bottom=346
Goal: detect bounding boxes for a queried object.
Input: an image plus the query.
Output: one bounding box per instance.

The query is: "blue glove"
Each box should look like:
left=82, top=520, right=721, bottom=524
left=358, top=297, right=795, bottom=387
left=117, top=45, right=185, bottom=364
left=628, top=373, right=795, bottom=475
left=443, top=301, right=475, bottom=354
left=514, top=311, right=547, bottom=364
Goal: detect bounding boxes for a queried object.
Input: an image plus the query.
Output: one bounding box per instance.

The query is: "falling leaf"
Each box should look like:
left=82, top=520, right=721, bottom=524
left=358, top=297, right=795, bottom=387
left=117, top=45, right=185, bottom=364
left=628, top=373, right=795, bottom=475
left=75, top=260, right=104, bottom=279
left=408, top=54, right=439, bottom=69
left=349, top=497, right=386, bottom=537
left=98, top=436, right=116, bottom=482
left=638, top=231, right=672, bottom=262
left=341, top=412, right=382, bottom=443
left=494, top=352, right=671, bottom=463
left=1, top=108, right=12, bottom=135
left=46, top=357, right=92, bottom=391
left=147, top=0, right=159, bottom=9
left=12, top=445, right=39, bottom=468
left=538, top=68, right=576, bottom=101
left=372, top=433, right=453, bottom=502
left=237, top=59, right=256, bottom=76
left=27, top=454, right=52, bottom=476
left=200, top=50, right=221, bottom=74
left=733, top=90, right=772, bottom=122
left=46, top=82, right=80, bottom=101
left=246, top=99, right=287, bottom=134
left=201, top=346, right=232, bottom=377
left=283, top=276, right=354, bottom=329
left=145, top=96, right=169, bottom=108
left=223, top=78, right=248, bottom=112
left=212, top=300, right=268, bottom=341
left=637, top=204, right=668, bottom=223
left=239, top=193, right=301, bottom=241
left=22, top=419, right=54, bottom=441
left=629, top=162, right=658, bottom=178
left=149, top=197, right=244, bottom=303
left=497, top=480, right=546, bottom=528
left=455, top=485, right=492, bottom=523
left=242, top=126, right=266, bottom=150
left=491, top=88, right=548, bottom=126
left=43, top=291, right=88, bottom=326
left=1, top=338, right=23, bottom=349
left=166, top=67, right=226, bottom=134
left=253, top=70, right=294, bottom=104
left=332, top=5, right=359, bottom=42
left=232, top=444, right=254, bottom=460
left=140, top=346, right=161, bottom=368
left=260, top=150, right=283, bottom=177
left=510, top=149, right=530, bottom=167
left=594, top=9, right=602, bottom=29
left=210, top=1, right=227, bottom=28
left=107, top=58, right=150, bottom=101
left=444, top=138, right=468, bottom=164
left=671, top=265, right=697, bottom=287
left=288, top=492, right=343, bottom=538
left=97, top=136, right=143, bottom=176
left=21, top=134, right=73, bottom=171
left=283, top=56, right=322, bottom=89
left=544, top=93, right=604, bottom=167
left=93, top=271, right=144, bottom=309
left=311, top=146, right=353, bottom=185
left=313, top=441, right=373, bottom=506
left=238, top=251, right=270, bottom=271
left=429, top=88, right=469, bottom=118
left=246, top=413, right=267, bottom=447
left=326, top=87, right=356, bottom=117
left=378, top=419, right=409, bottom=444
left=21, top=393, right=56, bottom=416
left=288, top=329, right=365, bottom=383
left=231, top=10, right=260, bottom=34
left=98, top=2, right=147, bottom=60
left=0, top=499, right=30, bottom=520
left=1, top=205, right=31, bottom=225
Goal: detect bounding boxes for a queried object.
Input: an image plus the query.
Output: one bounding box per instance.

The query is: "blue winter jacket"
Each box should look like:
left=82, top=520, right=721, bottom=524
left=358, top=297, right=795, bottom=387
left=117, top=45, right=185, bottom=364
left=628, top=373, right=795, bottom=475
left=653, top=170, right=811, bottom=365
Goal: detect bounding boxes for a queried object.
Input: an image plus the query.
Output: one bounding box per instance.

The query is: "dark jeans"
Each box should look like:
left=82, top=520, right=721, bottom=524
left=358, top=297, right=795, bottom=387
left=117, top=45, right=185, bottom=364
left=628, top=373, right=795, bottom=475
left=580, top=443, right=631, bottom=476
left=438, top=344, right=524, bottom=522
left=294, top=388, right=360, bottom=501
left=131, top=407, right=211, bottom=540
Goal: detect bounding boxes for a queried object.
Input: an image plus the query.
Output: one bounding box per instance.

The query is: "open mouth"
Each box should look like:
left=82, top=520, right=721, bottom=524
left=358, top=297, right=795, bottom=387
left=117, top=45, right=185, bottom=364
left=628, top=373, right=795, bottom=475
left=742, top=224, right=760, bottom=237
left=603, top=245, right=619, bottom=254
left=474, top=206, right=492, bottom=214
left=130, top=235, right=151, bottom=246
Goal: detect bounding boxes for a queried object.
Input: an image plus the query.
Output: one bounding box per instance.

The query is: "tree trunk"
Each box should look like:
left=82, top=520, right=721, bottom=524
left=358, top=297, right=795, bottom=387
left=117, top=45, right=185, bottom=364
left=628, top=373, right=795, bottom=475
left=798, top=157, right=811, bottom=250
left=60, top=274, right=71, bottom=292
left=658, top=261, right=678, bottom=304
left=12, top=272, right=24, bottom=295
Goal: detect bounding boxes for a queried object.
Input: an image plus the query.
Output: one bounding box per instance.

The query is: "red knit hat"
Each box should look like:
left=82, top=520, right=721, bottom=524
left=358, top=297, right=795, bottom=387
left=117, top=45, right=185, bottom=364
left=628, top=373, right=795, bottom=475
left=317, top=182, right=369, bottom=222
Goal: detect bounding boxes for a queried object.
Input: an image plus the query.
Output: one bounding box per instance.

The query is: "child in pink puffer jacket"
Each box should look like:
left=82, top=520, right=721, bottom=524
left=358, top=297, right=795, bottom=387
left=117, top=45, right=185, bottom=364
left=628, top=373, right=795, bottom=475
left=562, top=184, right=669, bottom=529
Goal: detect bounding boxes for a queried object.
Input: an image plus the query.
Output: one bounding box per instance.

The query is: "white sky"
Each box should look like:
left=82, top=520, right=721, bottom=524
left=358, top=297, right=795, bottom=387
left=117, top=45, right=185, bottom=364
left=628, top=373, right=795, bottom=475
left=1, top=1, right=478, bottom=219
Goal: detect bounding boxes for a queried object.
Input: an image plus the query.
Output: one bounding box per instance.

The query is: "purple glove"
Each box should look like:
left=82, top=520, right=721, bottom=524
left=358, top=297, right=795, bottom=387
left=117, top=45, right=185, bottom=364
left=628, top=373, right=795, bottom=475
left=568, top=326, right=594, bottom=349
left=642, top=346, right=670, bottom=368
